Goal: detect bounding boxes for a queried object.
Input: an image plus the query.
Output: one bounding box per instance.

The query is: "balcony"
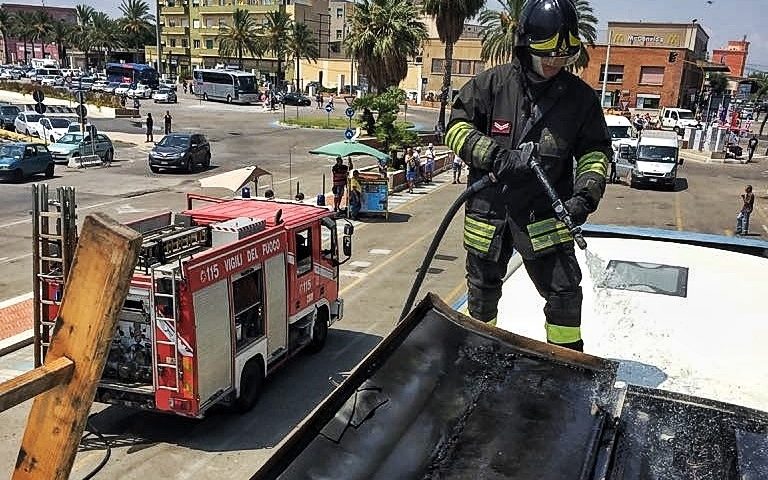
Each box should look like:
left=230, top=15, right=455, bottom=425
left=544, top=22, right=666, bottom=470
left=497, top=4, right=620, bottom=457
left=163, top=26, right=189, bottom=35
left=197, top=4, right=279, bottom=14
left=166, top=46, right=191, bottom=56
left=161, top=5, right=188, bottom=15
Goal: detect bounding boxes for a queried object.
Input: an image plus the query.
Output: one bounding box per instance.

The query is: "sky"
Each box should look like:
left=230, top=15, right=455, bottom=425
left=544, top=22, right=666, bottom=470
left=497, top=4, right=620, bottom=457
left=7, top=0, right=768, bottom=71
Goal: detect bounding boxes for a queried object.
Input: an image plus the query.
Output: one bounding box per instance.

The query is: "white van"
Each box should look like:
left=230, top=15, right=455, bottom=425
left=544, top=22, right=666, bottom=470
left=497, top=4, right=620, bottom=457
left=629, top=130, right=682, bottom=189
left=659, top=107, right=699, bottom=133
left=605, top=114, right=638, bottom=184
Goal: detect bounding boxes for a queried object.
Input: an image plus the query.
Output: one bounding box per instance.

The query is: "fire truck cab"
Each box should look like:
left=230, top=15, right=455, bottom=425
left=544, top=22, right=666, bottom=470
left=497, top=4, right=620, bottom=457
left=94, top=194, right=353, bottom=418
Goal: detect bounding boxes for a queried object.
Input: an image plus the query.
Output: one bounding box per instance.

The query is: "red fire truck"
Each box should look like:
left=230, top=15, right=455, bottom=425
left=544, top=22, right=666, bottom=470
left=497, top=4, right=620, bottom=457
left=89, top=194, right=353, bottom=418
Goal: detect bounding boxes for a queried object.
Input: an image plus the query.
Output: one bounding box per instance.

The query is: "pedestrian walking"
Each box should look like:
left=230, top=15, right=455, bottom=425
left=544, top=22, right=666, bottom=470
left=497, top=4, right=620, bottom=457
left=145, top=113, right=154, bottom=142
left=424, top=143, right=435, bottom=183
left=164, top=110, right=172, bottom=135
left=736, top=185, right=755, bottom=236
left=444, top=0, right=612, bottom=352
left=316, top=92, right=323, bottom=109
left=450, top=151, right=463, bottom=184
left=747, top=135, right=758, bottom=162
left=183, top=82, right=188, bottom=95
left=332, top=156, right=353, bottom=212
left=405, top=148, right=417, bottom=193
left=413, top=146, right=423, bottom=183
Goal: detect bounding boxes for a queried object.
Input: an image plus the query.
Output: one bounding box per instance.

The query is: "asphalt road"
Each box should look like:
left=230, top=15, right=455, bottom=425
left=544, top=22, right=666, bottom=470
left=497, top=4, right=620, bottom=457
left=0, top=95, right=767, bottom=478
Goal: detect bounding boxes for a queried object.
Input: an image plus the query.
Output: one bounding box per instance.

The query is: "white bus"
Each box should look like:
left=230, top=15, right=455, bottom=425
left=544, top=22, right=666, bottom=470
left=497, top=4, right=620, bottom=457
left=192, top=69, right=260, bottom=104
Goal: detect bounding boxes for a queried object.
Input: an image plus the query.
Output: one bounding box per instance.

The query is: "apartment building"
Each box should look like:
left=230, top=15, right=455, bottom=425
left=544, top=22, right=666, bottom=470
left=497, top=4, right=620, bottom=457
left=146, top=0, right=330, bottom=79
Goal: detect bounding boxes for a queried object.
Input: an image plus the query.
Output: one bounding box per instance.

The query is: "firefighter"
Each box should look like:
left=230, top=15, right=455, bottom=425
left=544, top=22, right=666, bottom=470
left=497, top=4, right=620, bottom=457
left=445, top=0, right=612, bottom=351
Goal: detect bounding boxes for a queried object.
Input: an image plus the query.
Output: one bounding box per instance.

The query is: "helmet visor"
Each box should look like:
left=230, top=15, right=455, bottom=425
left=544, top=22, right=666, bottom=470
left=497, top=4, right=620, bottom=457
left=538, top=50, right=580, bottom=68
left=528, top=30, right=581, bottom=59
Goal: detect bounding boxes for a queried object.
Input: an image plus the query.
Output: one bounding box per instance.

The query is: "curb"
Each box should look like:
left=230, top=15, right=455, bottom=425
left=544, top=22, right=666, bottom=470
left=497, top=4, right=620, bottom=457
left=0, top=329, right=32, bottom=357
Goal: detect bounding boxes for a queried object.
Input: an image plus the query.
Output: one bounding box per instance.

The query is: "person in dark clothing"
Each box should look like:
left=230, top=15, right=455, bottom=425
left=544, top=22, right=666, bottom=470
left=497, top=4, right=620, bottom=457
left=348, top=184, right=362, bottom=220
left=445, top=0, right=612, bottom=352
left=331, top=156, right=353, bottom=212
left=145, top=113, right=154, bottom=142
left=747, top=135, right=758, bottom=162
left=736, top=185, right=755, bottom=236
left=164, top=111, right=172, bottom=135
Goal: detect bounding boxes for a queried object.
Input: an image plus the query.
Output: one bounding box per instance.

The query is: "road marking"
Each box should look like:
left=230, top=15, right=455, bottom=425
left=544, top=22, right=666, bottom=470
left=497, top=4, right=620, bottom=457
left=258, top=176, right=297, bottom=188
left=369, top=249, right=391, bottom=255
left=340, top=270, right=367, bottom=278
left=674, top=194, right=684, bottom=231
left=0, top=253, right=32, bottom=265
left=0, top=197, right=141, bottom=230
left=349, top=260, right=372, bottom=268
left=444, top=279, right=467, bottom=306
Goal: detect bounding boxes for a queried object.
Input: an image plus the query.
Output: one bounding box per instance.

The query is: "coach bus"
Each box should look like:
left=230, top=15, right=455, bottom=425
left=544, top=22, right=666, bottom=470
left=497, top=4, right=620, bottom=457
left=106, top=63, right=159, bottom=89
left=192, top=69, right=260, bottom=104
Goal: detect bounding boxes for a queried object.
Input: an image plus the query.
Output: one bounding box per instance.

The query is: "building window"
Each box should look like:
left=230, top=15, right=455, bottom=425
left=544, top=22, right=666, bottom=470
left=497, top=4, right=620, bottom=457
left=457, top=60, right=472, bottom=75
left=295, top=229, right=313, bottom=276
left=193, top=39, right=201, bottom=49
left=639, top=66, right=665, bottom=85
left=473, top=61, right=485, bottom=74
left=170, top=39, right=176, bottom=47
left=205, top=39, right=214, bottom=50
left=336, top=29, right=342, bottom=40
left=193, top=19, right=200, bottom=29
left=181, top=38, right=188, bottom=48
left=336, top=7, right=344, bottom=18
left=431, top=58, right=444, bottom=74
left=600, top=64, right=624, bottom=83
left=181, top=19, right=189, bottom=27
left=636, top=94, right=661, bottom=109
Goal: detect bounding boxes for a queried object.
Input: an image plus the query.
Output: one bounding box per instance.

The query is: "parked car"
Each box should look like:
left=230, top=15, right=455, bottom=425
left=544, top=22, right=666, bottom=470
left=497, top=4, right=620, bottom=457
left=0, top=143, right=55, bottom=182
left=39, top=75, right=64, bottom=87
left=281, top=92, right=312, bottom=107
left=148, top=133, right=211, bottom=173
left=159, top=82, right=178, bottom=92
left=14, top=111, right=45, bottom=137
left=114, top=83, right=132, bottom=96
left=39, top=117, right=71, bottom=143
left=152, top=88, right=177, bottom=103
left=127, top=83, right=153, bottom=98
left=103, top=82, right=121, bottom=94
left=0, top=69, right=21, bottom=80
left=91, top=80, right=109, bottom=92
left=66, top=123, right=97, bottom=136
left=0, top=104, right=20, bottom=130
left=47, top=132, right=114, bottom=165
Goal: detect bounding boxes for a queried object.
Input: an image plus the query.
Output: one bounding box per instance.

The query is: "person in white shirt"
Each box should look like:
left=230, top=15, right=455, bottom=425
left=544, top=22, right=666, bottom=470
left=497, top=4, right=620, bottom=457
left=413, top=147, right=423, bottom=183
left=424, top=143, right=435, bottom=183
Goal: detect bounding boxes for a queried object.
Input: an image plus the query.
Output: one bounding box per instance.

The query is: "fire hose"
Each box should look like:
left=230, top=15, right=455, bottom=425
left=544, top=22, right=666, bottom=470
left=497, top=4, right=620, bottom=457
left=399, top=142, right=587, bottom=322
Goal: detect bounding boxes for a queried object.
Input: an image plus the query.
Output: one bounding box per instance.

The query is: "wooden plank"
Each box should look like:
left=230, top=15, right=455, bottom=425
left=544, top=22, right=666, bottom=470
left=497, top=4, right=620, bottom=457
left=0, top=357, right=74, bottom=413
left=13, top=213, right=142, bottom=480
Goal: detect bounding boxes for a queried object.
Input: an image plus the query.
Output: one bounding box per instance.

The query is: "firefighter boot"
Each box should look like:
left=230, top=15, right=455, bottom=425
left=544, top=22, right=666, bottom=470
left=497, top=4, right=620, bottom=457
left=543, top=289, right=584, bottom=352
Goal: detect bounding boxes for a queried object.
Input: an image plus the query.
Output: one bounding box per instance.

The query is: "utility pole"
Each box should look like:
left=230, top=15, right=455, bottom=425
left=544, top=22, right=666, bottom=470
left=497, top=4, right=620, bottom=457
left=599, top=30, right=612, bottom=108
left=155, top=0, right=163, bottom=76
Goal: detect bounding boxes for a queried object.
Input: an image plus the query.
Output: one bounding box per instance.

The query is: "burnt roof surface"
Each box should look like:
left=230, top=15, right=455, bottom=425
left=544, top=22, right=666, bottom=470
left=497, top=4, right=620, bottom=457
left=184, top=199, right=331, bottom=229
left=256, top=294, right=618, bottom=480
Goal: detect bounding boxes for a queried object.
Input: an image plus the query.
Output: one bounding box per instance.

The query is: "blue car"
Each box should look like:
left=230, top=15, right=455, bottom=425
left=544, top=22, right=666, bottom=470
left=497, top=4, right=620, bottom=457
left=0, top=143, right=55, bottom=182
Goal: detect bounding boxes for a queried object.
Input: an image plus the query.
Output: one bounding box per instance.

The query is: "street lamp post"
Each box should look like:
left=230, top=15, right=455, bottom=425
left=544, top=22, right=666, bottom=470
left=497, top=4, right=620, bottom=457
left=600, top=30, right=612, bottom=108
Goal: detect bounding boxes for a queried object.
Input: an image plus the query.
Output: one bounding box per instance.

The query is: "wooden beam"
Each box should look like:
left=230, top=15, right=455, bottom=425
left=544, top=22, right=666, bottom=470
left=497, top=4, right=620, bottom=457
left=13, top=213, right=141, bottom=480
left=0, top=357, right=74, bottom=413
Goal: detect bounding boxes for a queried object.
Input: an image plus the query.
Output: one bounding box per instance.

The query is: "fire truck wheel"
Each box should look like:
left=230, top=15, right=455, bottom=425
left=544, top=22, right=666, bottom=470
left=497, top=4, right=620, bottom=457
left=307, top=308, right=329, bottom=353
left=235, top=358, right=264, bottom=413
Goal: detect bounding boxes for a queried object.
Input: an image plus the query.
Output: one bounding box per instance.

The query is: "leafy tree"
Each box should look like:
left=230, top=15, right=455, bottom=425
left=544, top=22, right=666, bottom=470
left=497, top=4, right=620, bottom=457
left=748, top=71, right=768, bottom=135
left=571, top=0, right=597, bottom=71
left=50, top=19, right=72, bottom=68
left=353, top=87, right=417, bottom=153
left=708, top=73, right=729, bottom=95
left=0, top=8, right=12, bottom=64
left=13, top=11, right=36, bottom=64
left=118, top=0, right=154, bottom=63
left=422, top=0, right=486, bottom=130
left=217, top=8, right=263, bottom=69
left=478, top=0, right=524, bottom=65
left=287, top=22, right=319, bottom=91
left=31, top=10, right=53, bottom=60
left=262, top=10, right=292, bottom=86
left=344, top=0, right=427, bottom=92
left=75, top=4, right=95, bottom=69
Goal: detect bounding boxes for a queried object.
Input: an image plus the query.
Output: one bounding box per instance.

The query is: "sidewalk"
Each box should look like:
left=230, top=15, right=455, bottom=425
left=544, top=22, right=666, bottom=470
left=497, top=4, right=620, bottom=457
left=680, top=148, right=767, bottom=165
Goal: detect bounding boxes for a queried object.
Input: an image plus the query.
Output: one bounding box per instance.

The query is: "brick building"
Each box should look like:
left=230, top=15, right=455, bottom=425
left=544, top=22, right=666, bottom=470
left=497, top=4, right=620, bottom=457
left=578, top=22, right=724, bottom=111
left=0, top=3, right=77, bottom=64
left=712, top=38, right=749, bottom=78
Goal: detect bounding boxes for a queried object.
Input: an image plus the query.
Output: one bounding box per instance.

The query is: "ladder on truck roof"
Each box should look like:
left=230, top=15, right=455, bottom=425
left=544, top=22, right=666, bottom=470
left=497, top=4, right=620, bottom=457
left=151, top=267, right=182, bottom=392
left=32, top=185, right=77, bottom=367
left=136, top=224, right=210, bottom=273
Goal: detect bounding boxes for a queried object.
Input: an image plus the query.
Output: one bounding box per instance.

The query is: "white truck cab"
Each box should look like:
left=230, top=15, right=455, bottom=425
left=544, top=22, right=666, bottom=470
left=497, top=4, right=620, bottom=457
left=660, top=107, right=699, bottom=134
left=629, top=130, right=682, bottom=189
left=605, top=114, right=638, bottom=184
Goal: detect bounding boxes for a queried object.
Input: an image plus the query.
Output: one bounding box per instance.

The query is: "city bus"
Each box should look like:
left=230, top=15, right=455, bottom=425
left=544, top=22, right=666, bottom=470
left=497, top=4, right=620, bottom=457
left=192, top=69, right=260, bottom=104
left=106, top=63, right=159, bottom=89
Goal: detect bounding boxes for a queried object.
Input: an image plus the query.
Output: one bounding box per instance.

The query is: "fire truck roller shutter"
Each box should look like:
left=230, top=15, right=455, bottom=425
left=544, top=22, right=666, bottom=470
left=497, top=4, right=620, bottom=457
left=265, top=252, right=288, bottom=356
left=193, top=280, right=233, bottom=410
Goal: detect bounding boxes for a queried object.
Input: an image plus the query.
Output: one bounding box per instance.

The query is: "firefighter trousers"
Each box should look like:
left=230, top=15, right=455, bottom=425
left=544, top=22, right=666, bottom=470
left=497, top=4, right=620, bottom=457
left=466, top=242, right=584, bottom=352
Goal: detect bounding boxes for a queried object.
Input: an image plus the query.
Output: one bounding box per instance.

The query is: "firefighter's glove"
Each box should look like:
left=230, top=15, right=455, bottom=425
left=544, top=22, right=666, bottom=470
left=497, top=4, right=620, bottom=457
left=492, top=148, right=527, bottom=180
left=564, top=196, right=590, bottom=226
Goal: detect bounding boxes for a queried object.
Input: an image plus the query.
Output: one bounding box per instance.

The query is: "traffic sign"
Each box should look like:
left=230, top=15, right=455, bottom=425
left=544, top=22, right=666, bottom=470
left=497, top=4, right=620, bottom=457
left=34, top=103, right=47, bottom=115
left=325, top=104, right=333, bottom=113
left=75, top=104, right=87, bottom=119
left=344, top=128, right=355, bottom=140
left=345, top=107, right=355, bottom=118
left=32, top=89, right=44, bottom=103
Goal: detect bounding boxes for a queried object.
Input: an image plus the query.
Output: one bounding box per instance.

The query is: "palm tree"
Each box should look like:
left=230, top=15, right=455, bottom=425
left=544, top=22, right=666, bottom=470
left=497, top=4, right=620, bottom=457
left=478, top=0, right=524, bottom=65
left=118, top=0, right=154, bottom=63
left=217, top=8, right=262, bottom=70
left=31, top=11, right=53, bottom=60
left=75, top=4, right=94, bottom=70
left=571, top=0, right=597, bottom=71
left=748, top=71, right=768, bottom=135
left=422, top=0, right=486, bottom=129
left=344, top=0, right=427, bottom=92
left=0, top=8, right=12, bottom=64
left=262, top=10, right=292, bottom=85
left=91, top=12, right=120, bottom=68
left=287, top=22, right=319, bottom=91
left=13, top=11, right=36, bottom=64
left=50, top=19, right=72, bottom=68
